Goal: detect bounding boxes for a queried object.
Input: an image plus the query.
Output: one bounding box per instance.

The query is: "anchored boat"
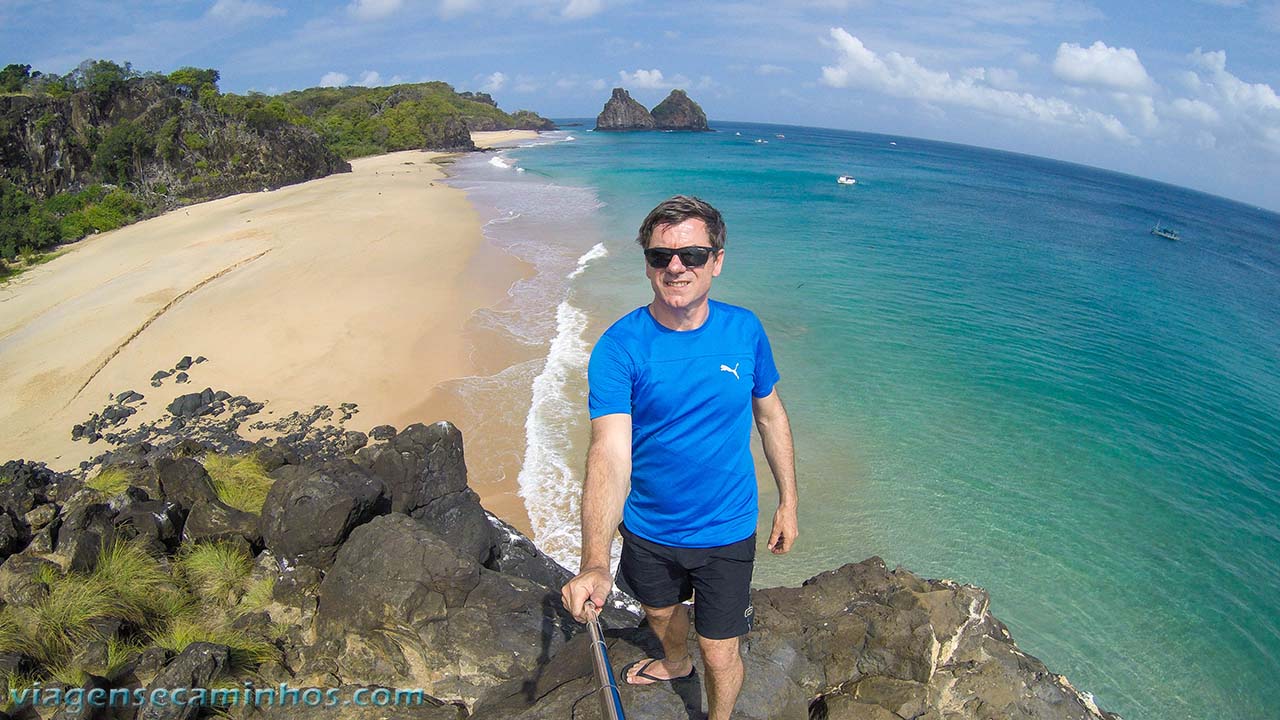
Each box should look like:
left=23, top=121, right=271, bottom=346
left=1151, top=222, right=1181, bottom=241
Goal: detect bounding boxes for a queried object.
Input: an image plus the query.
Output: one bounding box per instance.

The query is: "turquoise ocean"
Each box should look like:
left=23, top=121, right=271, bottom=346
left=446, top=121, right=1280, bottom=720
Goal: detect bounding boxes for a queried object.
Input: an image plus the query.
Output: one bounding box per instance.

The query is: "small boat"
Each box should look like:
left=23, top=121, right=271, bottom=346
left=1150, top=222, right=1180, bottom=241
left=775, top=133, right=785, bottom=139
left=837, top=175, right=857, bottom=185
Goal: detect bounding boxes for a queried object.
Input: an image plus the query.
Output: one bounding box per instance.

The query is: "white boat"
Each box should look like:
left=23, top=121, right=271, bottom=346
left=837, top=175, right=857, bottom=185
left=775, top=133, right=785, bottom=138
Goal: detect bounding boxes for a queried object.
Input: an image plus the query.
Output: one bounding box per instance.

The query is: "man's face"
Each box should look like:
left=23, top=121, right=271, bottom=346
left=645, top=218, right=724, bottom=313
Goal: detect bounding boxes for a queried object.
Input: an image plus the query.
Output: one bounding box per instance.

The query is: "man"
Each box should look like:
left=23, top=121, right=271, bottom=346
left=561, top=195, right=799, bottom=720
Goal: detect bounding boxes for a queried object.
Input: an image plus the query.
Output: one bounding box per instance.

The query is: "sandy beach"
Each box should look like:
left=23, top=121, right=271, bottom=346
left=0, top=130, right=541, bottom=530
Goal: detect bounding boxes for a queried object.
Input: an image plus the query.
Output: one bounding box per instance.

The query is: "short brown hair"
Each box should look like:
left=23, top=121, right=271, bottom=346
left=635, top=195, right=726, bottom=250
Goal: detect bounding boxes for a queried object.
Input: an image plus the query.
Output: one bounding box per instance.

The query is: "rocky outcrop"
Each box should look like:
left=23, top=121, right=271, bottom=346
left=0, top=384, right=1115, bottom=720
left=651, top=89, right=709, bottom=131
left=595, top=88, right=655, bottom=131
left=0, top=79, right=350, bottom=204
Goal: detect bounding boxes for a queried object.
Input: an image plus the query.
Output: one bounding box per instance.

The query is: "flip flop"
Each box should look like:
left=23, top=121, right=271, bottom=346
left=622, top=657, right=696, bottom=686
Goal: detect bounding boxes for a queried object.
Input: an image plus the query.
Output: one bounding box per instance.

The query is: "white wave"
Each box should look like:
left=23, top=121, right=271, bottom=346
left=565, top=135, right=576, bottom=141
left=515, top=167, right=526, bottom=173
left=517, top=299, right=593, bottom=568
left=488, top=156, right=513, bottom=169
left=567, top=242, right=609, bottom=280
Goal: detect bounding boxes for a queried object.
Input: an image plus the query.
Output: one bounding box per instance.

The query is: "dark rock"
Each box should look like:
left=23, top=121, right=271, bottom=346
left=369, top=424, right=396, bottom=441
left=117, top=390, right=144, bottom=404
left=213, top=390, right=231, bottom=402
left=651, top=89, right=710, bottom=131
left=272, top=561, right=324, bottom=608
left=260, top=460, right=387, bottom=568
left=316, top=514, right=477, bottom=632
left=183, top=498, right=260, bottom=549
left=55, top=492, right=117, bottom=572
left=357, top=422, right=467, bottom=515
left=23, top=503, right=58, bottom=531
left=175, top=356, right=193, bottom=371
left=483, top=514, right=572, bottom=593
left=50, top=675, right=110, bottom=720
left=312, top=513, right=580, bottom=707
left=339, top=431, right=367, bottom=454
left=0, top=459, right=60, bottom=515
left=195, top=356, right=207, bottom=364
left=174, top=372, right=189, bottom=384
left=155, top=458, right=218, bottom=508
left=137, top=642, right=230, bottom=720
left=595, top=88, right=655, bottom=131
left=151, top=370, right=172, bottom=382
left=0, top=554, right=59, bottom=606
left=410, top=486, right=492, bottom=564
left=167, top=392, right=206, bottom=417
left=120, top=646, right=171, bottom=687
left=0, top=513, right=22, bottom=559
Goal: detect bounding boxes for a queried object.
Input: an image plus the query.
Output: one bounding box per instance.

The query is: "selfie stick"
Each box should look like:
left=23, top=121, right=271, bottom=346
left=585, top=601, right=626, bottom=720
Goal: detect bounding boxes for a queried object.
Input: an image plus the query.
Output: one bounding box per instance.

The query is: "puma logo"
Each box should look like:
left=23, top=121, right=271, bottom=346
left=720, top=363, right=740, bottom=379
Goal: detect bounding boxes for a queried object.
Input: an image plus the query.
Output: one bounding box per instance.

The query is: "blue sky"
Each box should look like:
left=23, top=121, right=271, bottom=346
left=3, top=0, right=1279, bottom=211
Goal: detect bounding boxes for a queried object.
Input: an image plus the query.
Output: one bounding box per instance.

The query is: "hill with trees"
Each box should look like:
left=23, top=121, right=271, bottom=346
left=0, top=60, right=554, bottom=279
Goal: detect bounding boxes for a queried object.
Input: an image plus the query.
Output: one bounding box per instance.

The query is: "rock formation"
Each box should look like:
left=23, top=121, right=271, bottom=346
left=0, top=78, right=350, bottom=204
left=651, top=89, right=709, bottom=131
left=595, top=88, right=655, bottom=131
left=0, top=386, right=1118, bottom=720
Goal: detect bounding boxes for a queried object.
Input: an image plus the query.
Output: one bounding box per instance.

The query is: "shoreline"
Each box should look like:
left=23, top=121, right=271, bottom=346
left=0, top=130, right=542, bottom=533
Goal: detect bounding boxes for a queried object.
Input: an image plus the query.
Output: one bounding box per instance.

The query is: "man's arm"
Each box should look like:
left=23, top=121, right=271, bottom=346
left=753, top=388, right=799, bottom=554
left=561, top=412, right=632, bottom=621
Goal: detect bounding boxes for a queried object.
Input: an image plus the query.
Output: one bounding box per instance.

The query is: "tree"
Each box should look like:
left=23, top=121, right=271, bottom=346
left=0, top=63, right=31, bottom=93
left=168, top=67, right=220, bottom=98
left=92, top=120, right=154, bottom=184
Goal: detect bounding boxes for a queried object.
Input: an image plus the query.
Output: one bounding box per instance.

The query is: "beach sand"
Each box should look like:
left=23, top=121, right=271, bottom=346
left=0, top=132, right=541, bottom=532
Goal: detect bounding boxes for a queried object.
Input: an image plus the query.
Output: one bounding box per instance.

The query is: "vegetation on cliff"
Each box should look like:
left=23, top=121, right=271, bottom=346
left=0, top=60, right=554, bottom=275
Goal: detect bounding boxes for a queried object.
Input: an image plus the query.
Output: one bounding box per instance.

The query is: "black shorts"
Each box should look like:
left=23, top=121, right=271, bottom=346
left=616, top=523, right=756, bottom=640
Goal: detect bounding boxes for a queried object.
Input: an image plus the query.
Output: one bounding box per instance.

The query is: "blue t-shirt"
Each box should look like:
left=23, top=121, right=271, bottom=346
left=588, top=299, right=780, bottom=548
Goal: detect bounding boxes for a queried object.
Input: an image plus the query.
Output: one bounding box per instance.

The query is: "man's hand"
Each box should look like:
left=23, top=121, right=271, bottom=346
left=561, top=566, right=615, bottom=622
left=767, top=504, right=799, bottom=554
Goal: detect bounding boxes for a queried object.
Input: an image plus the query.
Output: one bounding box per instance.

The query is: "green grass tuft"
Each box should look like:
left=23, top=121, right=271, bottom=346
left=234, top=575, right=275, bottom=617
left=178, top=542, right=253, bottom=606
left=150, top=616, right=278, bottom=670
left=204, top=453, right=274, bottom=514
left=86, top=466, right=131, bottom=495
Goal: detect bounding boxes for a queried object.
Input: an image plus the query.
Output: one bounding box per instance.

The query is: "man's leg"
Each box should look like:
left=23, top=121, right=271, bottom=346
left=625, top=602, right=695, bottom=683
left=697, top=634, right=743, bottom=720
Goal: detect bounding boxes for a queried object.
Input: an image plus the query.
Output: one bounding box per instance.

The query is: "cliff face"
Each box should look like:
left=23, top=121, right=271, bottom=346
left=651, top=89, right=709, bottom=131
left=595, top=87, right=655, bottom=131
left=0, top=78, right=349, bottom=204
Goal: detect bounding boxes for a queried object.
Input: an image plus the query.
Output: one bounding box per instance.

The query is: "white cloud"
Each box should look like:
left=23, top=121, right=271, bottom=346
left=320, top=71, right=349, bottom=87
left=821, top=28, right=1131, bottom=141
left=482, top=71, right=507, bottom=92
left=357, top=70, right=382, bottom=87
left=1169, top=97, right=1221, bottom=125
left=590, top=78, right=607, bottom=91
left=757, top=64, right=791, bottom=76
left=348, top=0, right=402, bottom=20
left=562, top=0, right=603, bottom=19
left=1182, top=48, right=1280, bottom=153
left=1114, top=92, right=1159, bottom=132
left=207, top=0, right=284, bottom=22
left=620, top=69, right=687, bottom=89
left=1053, top=41, right=1153, bottom=91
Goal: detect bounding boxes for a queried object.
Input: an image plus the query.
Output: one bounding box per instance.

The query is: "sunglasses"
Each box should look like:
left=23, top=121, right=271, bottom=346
left=643, top=246, right=719, bottom=269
